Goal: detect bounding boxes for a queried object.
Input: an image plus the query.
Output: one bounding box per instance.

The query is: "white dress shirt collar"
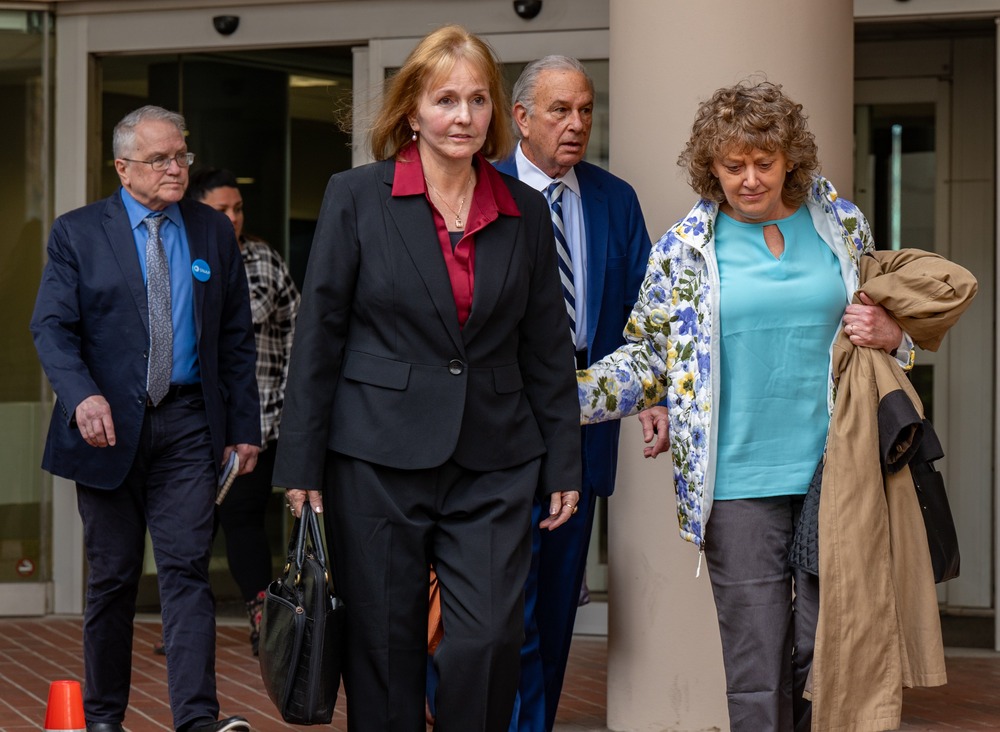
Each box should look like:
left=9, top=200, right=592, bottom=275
left=514, top=142, right=582, bottom=197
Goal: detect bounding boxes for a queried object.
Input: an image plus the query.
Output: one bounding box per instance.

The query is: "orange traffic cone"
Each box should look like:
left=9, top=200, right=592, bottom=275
left=43, top=680, right=86, bottom=732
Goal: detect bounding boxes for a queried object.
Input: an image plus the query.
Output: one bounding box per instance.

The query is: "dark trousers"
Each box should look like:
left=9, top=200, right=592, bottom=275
left=511, top=477, right=597, bottom=732
left=324, top=452, right=538, bottom=732
left=215, top=439, right=276, bottom=602
left=76, top=394, right=218, bottom=730
left=705, top=496, right=819, bottom=732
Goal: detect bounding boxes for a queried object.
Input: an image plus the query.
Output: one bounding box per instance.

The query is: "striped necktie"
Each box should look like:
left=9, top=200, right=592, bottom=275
left=144, top=213, right=172, bottom=406
left=546, top=181, right=576, bottom=341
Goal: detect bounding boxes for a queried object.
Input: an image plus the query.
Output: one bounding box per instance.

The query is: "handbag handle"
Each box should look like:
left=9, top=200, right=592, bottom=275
left=291, top=507, right=332, bottom=592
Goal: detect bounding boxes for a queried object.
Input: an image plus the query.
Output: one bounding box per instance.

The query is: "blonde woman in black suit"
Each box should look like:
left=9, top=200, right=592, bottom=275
left=274, top=25, right=582, bottom=732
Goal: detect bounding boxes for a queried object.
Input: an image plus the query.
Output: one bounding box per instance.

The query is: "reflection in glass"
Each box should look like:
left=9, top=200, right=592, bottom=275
left=856, top=103, right=935, bottom=253
left=855, top=102, right=937, bottom=432
left=0, top=9, right=53, bottom=584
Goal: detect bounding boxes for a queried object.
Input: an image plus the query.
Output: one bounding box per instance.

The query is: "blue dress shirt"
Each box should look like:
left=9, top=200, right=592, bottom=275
left=120, top=188, right=200, bottom=384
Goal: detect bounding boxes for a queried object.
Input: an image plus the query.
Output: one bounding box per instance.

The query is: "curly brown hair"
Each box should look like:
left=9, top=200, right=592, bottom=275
left=678, top=80, right=819, bottom=207
left=368, top=25, right=514, bottom=162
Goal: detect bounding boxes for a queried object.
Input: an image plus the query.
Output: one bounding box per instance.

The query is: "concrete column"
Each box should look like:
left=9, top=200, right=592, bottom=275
left=51, top=13, right=90, bottom=615
left=606, top=1, right=855, bottom=729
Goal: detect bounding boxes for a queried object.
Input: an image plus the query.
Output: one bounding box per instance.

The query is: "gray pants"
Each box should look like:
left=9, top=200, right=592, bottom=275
left=705, top=496, right=819, bottom=732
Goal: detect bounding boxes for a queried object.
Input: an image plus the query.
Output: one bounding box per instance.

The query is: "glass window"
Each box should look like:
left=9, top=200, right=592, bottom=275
left=856, top=101, right=937, bottom=419
left=0, top=9, right=53, bottom=584
left=856, top=102, right=936, bottom=252
left=100, top=47, right=354, bottom=288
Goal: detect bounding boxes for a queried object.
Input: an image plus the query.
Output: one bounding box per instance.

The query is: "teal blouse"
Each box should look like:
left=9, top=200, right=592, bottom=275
left=713, top=206, right=845, bottom=500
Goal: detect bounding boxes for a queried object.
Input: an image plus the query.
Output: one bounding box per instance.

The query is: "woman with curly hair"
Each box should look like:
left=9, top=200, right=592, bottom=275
left=579, top=80, right=908, bottom=731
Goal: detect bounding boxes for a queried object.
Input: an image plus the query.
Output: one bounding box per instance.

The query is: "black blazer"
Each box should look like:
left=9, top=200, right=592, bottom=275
left=30, top=191, right=261, bottom=489
left=273, top=158, right=581, bottom=498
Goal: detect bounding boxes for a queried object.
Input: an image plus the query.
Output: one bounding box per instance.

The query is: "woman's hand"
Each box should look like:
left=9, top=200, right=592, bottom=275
left=540, top=490, right=581, bottom=531
left=843, top=292, right=903, bottom=353
left=285, top=488, right=324, bottom=518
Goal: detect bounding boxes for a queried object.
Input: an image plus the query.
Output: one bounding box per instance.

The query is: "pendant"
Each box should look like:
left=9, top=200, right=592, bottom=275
left=455, top=216, right=463, bottom=228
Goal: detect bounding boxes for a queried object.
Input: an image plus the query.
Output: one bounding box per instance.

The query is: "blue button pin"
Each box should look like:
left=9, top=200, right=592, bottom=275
left=191, top=259, right=211, bottom=282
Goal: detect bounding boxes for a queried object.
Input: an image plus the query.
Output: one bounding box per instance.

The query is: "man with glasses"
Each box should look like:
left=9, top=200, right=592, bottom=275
left=31, top=105, right=260, bottom=732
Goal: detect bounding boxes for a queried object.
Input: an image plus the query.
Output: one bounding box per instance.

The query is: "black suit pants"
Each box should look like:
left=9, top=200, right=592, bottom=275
left=76, top=394, right=218, bottom=729
left=324, top=451, right=539, bottom=732
left=215, top=438, right=277, bottom=602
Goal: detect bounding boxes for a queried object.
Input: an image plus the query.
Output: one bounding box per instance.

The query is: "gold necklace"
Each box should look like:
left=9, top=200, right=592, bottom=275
left=426, top=171, right=473, bottom=229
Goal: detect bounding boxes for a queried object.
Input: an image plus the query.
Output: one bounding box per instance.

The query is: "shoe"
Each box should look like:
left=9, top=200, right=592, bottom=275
left=185, top=716, right=251, bottom=732
left=87, top=724, right=125, bottom=732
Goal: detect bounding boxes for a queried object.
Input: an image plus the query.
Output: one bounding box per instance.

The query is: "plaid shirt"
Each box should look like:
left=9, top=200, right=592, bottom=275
left=241, top=236, right=300, bottom=445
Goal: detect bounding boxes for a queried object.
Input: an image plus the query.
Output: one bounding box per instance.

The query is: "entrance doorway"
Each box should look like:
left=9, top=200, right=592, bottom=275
left=96, top=41, right=616, bottom=620
left=100, top=47, right=354, bottom=288
left=855, top=39, right=995, bottom=645
left=98, top=46, right=353, bottom=610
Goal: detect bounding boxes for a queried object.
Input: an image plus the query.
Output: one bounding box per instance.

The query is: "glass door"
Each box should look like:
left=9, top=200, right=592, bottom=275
left=94, top=28, right=613, bottom=624
left=98, top=47, right=353, bottom=611
left=855, top=77, right=991, bottom=616
left=854, top=81, right=947, bottom=434
left=0, top=9, right=53, bottom=615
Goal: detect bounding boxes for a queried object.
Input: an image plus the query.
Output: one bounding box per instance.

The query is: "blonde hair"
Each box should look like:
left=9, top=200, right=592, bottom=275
left=368, top=25, right=514, bottom=161
left=678, top=80, right=819, bottom=207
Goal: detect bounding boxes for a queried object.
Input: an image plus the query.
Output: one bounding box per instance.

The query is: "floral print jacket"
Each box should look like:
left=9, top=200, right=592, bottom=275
left=578, top=177, right=911, bottom=548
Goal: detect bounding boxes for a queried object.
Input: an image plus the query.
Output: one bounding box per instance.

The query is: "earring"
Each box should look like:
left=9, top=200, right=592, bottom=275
left=411, top=130, right=418, bottom=142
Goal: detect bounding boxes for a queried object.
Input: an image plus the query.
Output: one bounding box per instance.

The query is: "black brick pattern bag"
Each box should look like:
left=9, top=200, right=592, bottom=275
left=258, top=506, right=345, bottom=724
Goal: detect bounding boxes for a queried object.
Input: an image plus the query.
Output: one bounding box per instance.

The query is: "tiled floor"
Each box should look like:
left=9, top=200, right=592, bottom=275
left=2, top=615, right=999, bottom=731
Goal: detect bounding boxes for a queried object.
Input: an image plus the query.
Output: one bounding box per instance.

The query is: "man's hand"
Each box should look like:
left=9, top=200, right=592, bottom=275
left=224, top=443, right=260, bottom=476
left=540, top=489, right=581, bottom=531
left=638, top=405, right=670, bottom=459
left=75, top=395, right=116, bottom=448
left=285, top=488, right=324, bottom=518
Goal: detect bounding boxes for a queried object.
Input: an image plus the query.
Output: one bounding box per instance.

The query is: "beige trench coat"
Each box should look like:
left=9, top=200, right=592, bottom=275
left=810, top=249, right=977, bottom=731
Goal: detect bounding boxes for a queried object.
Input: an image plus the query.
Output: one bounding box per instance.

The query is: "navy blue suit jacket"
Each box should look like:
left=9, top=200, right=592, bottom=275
left=494, top=156, right=651, bottom=496
left=31, top=190, right=261, bottom=489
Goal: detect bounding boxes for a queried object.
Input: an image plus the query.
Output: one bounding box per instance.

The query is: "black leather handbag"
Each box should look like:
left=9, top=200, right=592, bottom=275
left=258, top=506, right=345, bottom=724
left=909, top=420, right=961, bottom=583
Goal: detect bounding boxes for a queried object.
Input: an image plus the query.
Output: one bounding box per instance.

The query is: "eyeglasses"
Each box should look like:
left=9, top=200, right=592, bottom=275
left=121, top=152, right=196, bottom=172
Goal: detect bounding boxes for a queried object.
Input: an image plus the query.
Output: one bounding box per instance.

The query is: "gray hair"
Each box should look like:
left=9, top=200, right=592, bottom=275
left=113, top=105, right=186, bottom=159
left=511, top=55, right=594, bottom=119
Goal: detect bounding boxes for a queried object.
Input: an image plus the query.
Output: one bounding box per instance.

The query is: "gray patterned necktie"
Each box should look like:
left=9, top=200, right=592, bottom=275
left=144, top=214, right=172, bottom=406
left=546, top=181, right=576, bottom=341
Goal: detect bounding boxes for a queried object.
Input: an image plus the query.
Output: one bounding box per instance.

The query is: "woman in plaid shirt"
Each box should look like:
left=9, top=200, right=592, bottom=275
left=188, top=168, right=300, bottom=655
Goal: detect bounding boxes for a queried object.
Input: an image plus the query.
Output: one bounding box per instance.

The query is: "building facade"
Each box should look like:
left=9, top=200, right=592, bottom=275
left=0, top=1, right=995, bottom=728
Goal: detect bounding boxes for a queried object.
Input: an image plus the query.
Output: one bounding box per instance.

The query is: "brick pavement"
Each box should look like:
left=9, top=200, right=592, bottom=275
left=2, top=615, right=999, bottom=731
